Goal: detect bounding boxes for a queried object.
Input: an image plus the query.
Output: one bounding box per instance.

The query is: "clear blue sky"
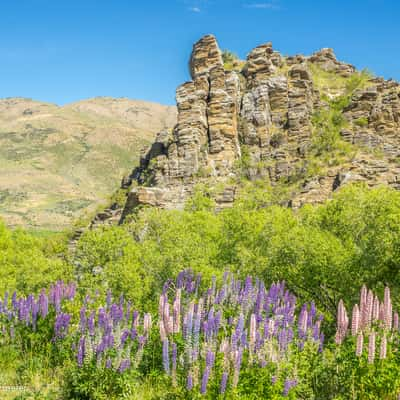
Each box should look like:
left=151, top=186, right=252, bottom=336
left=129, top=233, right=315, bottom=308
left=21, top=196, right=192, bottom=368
left=1, top=0, right=399, bottom=106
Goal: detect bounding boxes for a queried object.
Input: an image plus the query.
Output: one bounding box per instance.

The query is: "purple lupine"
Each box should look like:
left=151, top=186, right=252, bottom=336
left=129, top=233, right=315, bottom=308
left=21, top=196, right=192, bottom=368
left=77, top=336, right=85, bottom=367
left=105, top=290, right=112, bottom=308
left=31, top=300, right=39, bottom=330
left=138, top=335, right=146, bottom=348
left=319, top=332, right=325, bottom=353
left=96, top=338, right=107, bottom=357
left=220, top=371, right=229, bottom=394
left=172, top=342, right=177, bottom=377
left=11, top=292, right=17, bottom=310
left=200, top=367, right=211, bottom=394
left=3, top=292, right=9, bottom=309
left=187, top=373, right=193, bottom=390
left=206, top=350, right=215, bottom=369
left=88, top=311, right=95, bottom=336
left=79, top=306, right=86, bottom=333
left=283, top=379, right=297, bottom=396
left=232, top=347, right=243, bottom=388
left=162, top=339, right=170, bottom=375
left=120, top=329, right=130, bottom=348
left=54, top=312, right=71, bottom=339
left=132, top=310, right=139, bottom=327
left=118, top=359, right=131, bottom=373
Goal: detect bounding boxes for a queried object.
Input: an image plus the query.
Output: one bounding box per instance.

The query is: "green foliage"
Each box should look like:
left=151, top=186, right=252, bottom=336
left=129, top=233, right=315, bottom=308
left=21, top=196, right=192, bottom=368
left=222, top=49, right=245, bottom=71
left=308, top=69, right=374, bottom=176
left=0, top=219, right=72, bottom=295
left=354, top=117, right=369, bottom=127
left=74, top=226, right=152, bottom=306
left=72, top=184, right=400, bottom=318
left=62, top=362, right=138, bottom=400
left=185, top=185, right=216, bottom=212
left=314, top=341, right=400, bottom=399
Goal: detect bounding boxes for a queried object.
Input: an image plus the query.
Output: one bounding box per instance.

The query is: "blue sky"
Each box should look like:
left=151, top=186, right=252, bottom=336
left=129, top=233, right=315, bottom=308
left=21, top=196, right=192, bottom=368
left=0, top=0, right=399, bottom=105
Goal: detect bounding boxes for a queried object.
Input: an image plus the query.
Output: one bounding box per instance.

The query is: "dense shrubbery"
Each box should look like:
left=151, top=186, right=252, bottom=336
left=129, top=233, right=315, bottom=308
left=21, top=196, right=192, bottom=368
left=0, top=222, right=72, bottom=294
left=74, top=184, right=400, bottom=318
left=1, top=184, right=400, bottom=398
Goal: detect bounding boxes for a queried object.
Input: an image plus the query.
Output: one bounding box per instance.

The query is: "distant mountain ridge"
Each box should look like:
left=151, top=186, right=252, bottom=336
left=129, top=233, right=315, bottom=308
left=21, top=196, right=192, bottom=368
left=0, top=97, right=176, bottom=230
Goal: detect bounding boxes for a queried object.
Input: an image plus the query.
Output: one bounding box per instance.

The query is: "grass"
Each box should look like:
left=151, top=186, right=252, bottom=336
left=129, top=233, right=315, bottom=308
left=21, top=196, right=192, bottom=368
left=308, top=63, right=373, bottom=98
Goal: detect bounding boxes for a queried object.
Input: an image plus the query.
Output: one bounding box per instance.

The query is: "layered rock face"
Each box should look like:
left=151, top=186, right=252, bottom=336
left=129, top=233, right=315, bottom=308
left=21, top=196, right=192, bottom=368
left=120, top=35, right=400, bottom=220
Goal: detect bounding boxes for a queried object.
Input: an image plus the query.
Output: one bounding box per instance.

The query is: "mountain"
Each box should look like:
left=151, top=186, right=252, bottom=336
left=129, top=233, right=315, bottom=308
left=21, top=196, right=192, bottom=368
left=0, top=97, right=176, bottom=230
left=115, top=34, right=400, bottom=222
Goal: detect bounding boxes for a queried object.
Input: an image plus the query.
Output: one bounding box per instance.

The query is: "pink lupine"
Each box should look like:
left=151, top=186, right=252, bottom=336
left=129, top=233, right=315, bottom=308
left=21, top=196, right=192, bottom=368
left=366, top=290, right=373, bottom=328
left=249, top=314, right=257, bottom=352
left=372, top=296, right=380, bottom=322
left=380, top=334, right=387, bottom=360
left=368, top=331, right=376, bottom=364
left=360, top=285, right=367, bottom=317
left=393, top=312, right=399, bottom=331
left=335, top=300, right=348, bottom=345
left=163, top=302, right=171, bottom=335
left=159, top=295, right=165, bottom=321
left=159, top=319, right=167, bottom=341
left=379, top=302, right=385, bottom=324
left=143, top=313, right=152, bottom=336
left=356, top=331, right=363, bottom=357
left=173, top=289, right=181, bottom=334
left=384, top=287, right=391, bottom=310
left=299, top=307, right=308, bottom=337
left=384, top=287, right=392, bottom=330
left=351, top=304, right=360, bottom=336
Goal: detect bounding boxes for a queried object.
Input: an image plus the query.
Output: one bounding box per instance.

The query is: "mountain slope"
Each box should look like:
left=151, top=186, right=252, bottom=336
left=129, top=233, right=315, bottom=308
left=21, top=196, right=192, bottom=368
left=0, top=97, right=176, bottom=230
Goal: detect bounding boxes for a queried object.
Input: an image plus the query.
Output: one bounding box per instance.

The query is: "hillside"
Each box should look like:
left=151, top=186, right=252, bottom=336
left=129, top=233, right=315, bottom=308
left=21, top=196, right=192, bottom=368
left=0, top=97, right=176, bottom=230
left=115, top=35, right=400, bottom=222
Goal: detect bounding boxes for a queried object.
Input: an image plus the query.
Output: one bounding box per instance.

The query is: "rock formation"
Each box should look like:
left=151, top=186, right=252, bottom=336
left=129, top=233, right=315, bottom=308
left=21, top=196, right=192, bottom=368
left=116, top=34, right=400, bottom=221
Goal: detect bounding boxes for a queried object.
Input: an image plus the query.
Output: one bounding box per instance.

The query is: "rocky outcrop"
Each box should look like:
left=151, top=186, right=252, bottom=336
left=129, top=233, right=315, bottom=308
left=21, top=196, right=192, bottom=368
left=117, top=34, right=400, bottom=220
left=309, top=48, right=355, bottom=77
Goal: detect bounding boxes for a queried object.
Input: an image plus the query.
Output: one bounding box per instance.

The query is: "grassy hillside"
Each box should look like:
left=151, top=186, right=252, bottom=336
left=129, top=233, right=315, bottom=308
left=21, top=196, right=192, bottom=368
left=0, top=97, right=176, bottom=230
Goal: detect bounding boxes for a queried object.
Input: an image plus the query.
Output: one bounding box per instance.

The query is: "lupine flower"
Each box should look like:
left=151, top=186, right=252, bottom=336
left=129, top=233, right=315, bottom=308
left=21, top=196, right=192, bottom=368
left=351, top=304, right=360, bottom=336
left=380, top=334, right=387, bottom=360
left=162, top=339, right=170, bottom=375
left=283, top=378, right=297, bottom=396
left=79, top=307, right=86, bottom=333
left=144, top=313, right=152, bottom=335
left=172, top=342, right=177, bottom=383
left=372, top=296, right=380, bottom=322
left=368, top=331, right=376, bottom=364
left=335, top=300, right=348, bottom=344
left=356, top=332, right=363, bottom=357
left=394, top=312, right=399, bottom=331
left=220, top=371, right=228, bottom=394
left=383, top=287, right=392, bottom=330
left=54, top=312, right=71, bottom=339
left=187, top=373, right=193, bottom=390
left=118, top=359, right=131, bottom=373
left=77, top=336, right=85, bottom=367
left=200, top=367, right=211, bottom=394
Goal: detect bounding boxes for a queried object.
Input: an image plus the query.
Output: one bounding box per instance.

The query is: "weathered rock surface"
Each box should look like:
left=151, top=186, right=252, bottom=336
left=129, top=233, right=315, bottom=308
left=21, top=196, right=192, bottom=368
left=309, top=48, right=355, bottom=77
left=117, top=34, right=400, bottom=221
